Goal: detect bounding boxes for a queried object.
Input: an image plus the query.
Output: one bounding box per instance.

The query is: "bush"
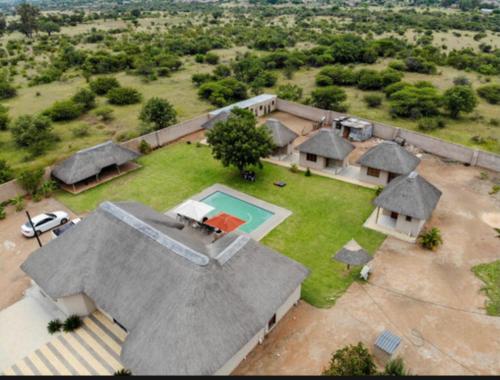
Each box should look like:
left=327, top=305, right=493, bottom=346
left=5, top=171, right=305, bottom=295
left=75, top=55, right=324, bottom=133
left=195, top=54, right=205, bottom=63
left=390, top=86, right=442, bottom=119
left=107, top=87, right=142, bottom=105
left=0, top=204, right=5, bottom=220
left=114, top=369, right=132, bottom=376
left=72, top=88, right=96, bottom=111
left=139, top=140, right=152, bottom=154
left=363, top=94, right=383, bottom=108
left=63, top=315, right=83, bottom=332
left=0, top=80, right=17, bottom=99
left=384, top=357, right=410, bottom=376
left=356, top=69, right=383, bottom=90
left=322, top=342, right=377, bottom=376
left=477, top=84, right=500, bottom=104
left=205, top=52, right=219, bottom=65
left=442, top=85, right=478, bottom=118
left=198, top=78, right=247, bottom=106
left=72, top=124, right=90, bottom=138
left=139, top=97, right=177, bottom=132
left=0, top=159, right=13, bottom=184
left=93, top=106, right=114, bottom=122
left=290, top=163, right=299, bottom=173
left=46, top=100, right=84, bottom=121
left=38, top=180, right=57, bottom=198
left=277, top=84, right=303, bottom=101
left=305, top=168, right=311, bottom=177
left=17, top=168, right=43, bottom=196
left=417, top=117, right=446, bottom=131
left=310, top=86, right=347, bottom=111
left=89, top=76, right=120, bottom=95
left=47, top=319, right=63, bottom=334
left=12, top=195, right=25, bottom=212
left=0, top=110, right=9, bottom=131
left=419, top=227, right=443, bottom=251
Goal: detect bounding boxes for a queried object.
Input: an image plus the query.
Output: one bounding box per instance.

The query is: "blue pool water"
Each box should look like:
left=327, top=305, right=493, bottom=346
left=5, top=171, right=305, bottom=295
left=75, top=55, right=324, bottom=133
left=201, top=191, right=274, bottom=233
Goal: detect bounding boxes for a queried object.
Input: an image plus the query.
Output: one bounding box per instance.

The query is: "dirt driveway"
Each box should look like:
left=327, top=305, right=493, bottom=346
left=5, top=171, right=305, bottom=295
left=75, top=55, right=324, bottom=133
left=235, top=155, right=500, bottom=375
left=0, top=198, right=77, bottom=311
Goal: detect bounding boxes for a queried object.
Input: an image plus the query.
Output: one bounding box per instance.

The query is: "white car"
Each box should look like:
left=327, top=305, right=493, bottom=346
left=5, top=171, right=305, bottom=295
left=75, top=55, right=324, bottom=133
left=21, top=211, right=70, bottom=238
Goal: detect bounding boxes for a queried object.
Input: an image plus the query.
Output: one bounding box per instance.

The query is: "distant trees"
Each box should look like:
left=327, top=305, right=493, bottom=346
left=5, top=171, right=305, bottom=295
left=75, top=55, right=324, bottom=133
left=39, top=20, right=60, bottom=36
left=72, top=88, right=96, bottom=111
left=16, top=3, right=40, bottom=38
left=315, top=66, right=402, bottom=91
left=139, top=97, right=177, bottom=132
left=277, top=84, right=303, bottom=101
left=206, top=108, right=274, bottom=173
left=11, top=115, right=55, bottom=156
left=310, top=86, right=347, bottom=112
left=198, top=77, right=247, bottom=106
left=442, top=85, right=477, bottom=118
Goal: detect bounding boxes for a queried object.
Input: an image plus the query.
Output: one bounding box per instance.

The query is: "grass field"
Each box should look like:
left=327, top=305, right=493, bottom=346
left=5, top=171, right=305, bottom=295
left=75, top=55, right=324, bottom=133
left=56, top=142, right=386, bottom=308
left=472, top=260, right=500, bottom=316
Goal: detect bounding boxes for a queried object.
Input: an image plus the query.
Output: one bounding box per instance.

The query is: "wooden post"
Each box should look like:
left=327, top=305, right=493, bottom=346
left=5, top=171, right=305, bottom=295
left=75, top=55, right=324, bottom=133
left=72, top=184, right=76, bottom=193
left=116, top=164, right=121, bottom=175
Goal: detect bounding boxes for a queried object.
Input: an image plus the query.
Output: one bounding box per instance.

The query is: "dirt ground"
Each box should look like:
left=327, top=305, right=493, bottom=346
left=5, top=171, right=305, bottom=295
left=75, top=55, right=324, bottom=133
left=234, top=154, right=500, bottom=375
left=0, top=198, right=77, bottom=311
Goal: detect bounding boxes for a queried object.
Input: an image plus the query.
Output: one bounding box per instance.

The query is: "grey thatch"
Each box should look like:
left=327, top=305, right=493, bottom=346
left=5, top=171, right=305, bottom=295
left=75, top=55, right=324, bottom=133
left=357, top=142, right=420, bottom=175
left=374, top=172, right=442, bottom=220
left=333, top=239, right=373, bottom=266
left=263, top=118, right=299, bottom=148
left=21, top=201, right=308, bottom=375
left=297, top=128, right=354, bottom=160
left=201, top=111, right=231, bottom=130
left=51, top=141, right=140, bottom=185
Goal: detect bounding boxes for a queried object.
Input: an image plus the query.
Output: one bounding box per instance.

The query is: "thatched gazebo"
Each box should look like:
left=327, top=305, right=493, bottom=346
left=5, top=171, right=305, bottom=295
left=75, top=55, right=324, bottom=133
left=333, top=239, right=373, bottom=269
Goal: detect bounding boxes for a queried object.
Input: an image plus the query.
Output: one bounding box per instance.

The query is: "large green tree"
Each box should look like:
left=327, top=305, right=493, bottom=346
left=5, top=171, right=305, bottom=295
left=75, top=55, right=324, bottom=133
left=442, top=85, right=477, bottom=118
left=11, top=114, right=55, bottom=156
left=310, top=86, right=347, bottom=111
left=206, top=108, right=274, bottom=173
left=16, top=3, right=40, bottom=38
left=139, top=97, right=177, bottom=132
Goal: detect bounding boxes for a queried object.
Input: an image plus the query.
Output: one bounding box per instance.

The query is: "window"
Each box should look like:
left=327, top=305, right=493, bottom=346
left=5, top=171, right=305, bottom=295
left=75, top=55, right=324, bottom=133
left=272, top=100, right=275, bottom=105
left=306, top=153, right=317, bottom=162
left=390, top=212, right=398, bottom=220
left=259, top=105, right=263, bottom=110
left=367, top=167, right=380, bottom=177
left=267, top=314, right=277, bottom=331
left=405, top=215, right=412, bottom=222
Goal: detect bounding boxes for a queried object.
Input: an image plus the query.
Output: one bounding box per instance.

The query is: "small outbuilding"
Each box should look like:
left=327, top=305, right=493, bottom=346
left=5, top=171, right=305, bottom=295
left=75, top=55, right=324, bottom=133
left=51, top=141, right=140, bottom=194
left=357, top=141, right=421, bottom=186
left=262, top=118, right=299, bottom=157
left=333, top=117, right=373, bottom=142
left=209, top=94, right=277, bottom=118
left=297, top=128, right=354, bottom=173
left=373, top=171, right=442, bottom=239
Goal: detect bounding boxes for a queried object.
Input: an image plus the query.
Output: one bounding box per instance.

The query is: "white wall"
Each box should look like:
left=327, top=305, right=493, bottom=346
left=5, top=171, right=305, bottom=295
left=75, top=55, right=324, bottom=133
left=299, top=152, right=327, bottom=170
left=54, top=293, right=96, bottom=317
left=358, top=166, right=390, bottom=186
left=395, top=215, right=425, bottom=237
left=216, top=284, right=302, bottom=376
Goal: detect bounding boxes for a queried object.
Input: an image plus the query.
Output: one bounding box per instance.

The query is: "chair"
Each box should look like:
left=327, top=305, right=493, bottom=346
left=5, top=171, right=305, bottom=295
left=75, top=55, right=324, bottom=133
left=360, top=265, right=371, bottom=281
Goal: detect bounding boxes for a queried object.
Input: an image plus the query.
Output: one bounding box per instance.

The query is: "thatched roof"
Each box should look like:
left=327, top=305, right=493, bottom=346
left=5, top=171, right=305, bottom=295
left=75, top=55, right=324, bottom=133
left=374, top=172, right=442, bottom=220
left=262, top=118, right=299, bottom=148
left=21, top=201, right=308, bottom=375
left=333, top=239, right=373, bottom=266
left=51, top=141, right=139, bottom=185
left=357, top=142, right=420, bottom=175
left=297, top=128, right=354, bottom=160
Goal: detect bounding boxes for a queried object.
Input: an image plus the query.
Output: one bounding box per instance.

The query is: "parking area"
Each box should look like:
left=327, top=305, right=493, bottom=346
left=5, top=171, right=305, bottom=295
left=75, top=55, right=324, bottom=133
left=235, top=155, right=500, bottom=375
left=0, top=198, right=78, bottom=311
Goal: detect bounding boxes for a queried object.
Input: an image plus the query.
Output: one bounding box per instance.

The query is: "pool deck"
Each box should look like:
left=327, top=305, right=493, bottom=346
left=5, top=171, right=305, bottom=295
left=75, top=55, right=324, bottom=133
left=165, top=184, right=292, bottom=241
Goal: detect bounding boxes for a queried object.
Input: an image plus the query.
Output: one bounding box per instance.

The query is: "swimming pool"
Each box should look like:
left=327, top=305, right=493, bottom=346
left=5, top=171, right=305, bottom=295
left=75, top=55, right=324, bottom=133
left=201, top=191, right=274, bottom=234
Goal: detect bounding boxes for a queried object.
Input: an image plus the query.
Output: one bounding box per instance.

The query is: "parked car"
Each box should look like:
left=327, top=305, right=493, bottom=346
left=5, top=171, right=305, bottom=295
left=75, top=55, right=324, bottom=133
left=21, top=211, right=70, bottom=238
left=51, top=217, right=82, bottom=239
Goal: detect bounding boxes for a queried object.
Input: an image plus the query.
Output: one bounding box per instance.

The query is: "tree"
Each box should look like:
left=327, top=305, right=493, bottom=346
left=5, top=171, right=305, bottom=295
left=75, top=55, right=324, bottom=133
left=363, top=94, right=383, bottom=108
left=89, top=77, right=120, bottom=95
left=310, top=86, right=347, bottom=111
left=0, top=159, right=13, bottom=184
left=477, top=84, right=500, bottom=105
left=390, top=86, right=442, bottom=119
left=17, top=168, right=44, bottom=195
left=139, top=97, right=177, bottom=132
left=322, top=342, right=377, bottom=376
left=206, top=108, right=274, bottom=173
left=11, top=115, right=55, bottom=156
left=39, top=20, right=60, bottom=36
left=442, top=85, right=477, bottom=118
left=16, top=3, right=40, bottom=38
left=198, top=78, right=247, bottom=106
left=45, top=100, right=84, bottom=121
left=72, top=88, right=96, bottom=111
left=277, top=84, right=303, bottom=101
left=107, top=87, right=142, bottom=105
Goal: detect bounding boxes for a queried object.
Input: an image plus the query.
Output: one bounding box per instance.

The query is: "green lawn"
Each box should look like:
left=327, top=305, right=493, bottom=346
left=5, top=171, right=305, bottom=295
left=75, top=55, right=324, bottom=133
left=472, top=260, right=500, bottom=316
left=56, top=142, right=386, bottom=308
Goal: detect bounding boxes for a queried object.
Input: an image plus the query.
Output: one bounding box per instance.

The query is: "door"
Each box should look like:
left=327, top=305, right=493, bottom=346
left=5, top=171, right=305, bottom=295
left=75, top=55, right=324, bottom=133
left=390, top=211, right=398, bottom=220
left=342, top=127, right=350, bottom=139
left=388, top=172, right=398, bottom=183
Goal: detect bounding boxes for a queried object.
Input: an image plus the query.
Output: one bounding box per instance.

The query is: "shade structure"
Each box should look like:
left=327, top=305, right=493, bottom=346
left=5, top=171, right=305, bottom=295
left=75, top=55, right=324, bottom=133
left=333, top=239, right=373, bottom=266
left=173, top=200, right=215, bottom=222
left=204, top=212, right=246, bottom=233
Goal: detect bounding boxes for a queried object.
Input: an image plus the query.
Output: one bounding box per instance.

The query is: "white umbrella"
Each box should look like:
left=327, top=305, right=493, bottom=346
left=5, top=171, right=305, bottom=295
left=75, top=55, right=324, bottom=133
left=173, top=200, right=215, bottom=222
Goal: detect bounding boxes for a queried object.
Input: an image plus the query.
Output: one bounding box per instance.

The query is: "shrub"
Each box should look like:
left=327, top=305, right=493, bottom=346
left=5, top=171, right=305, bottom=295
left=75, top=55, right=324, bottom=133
left=417, top=117, right=446, bottom=131
left=139, top=140, right=152, bottom=154
left=384, top=357, right=410, bottom=376
left=390, top=86, right=441, bottom=118
left=195, top=54, right=205, bottom=63
left=94, top=106, right=114, bottom=122
left=375, top=186, right=383, bottom=196
left=72, top=88, right=96, bottom=110
left=489, top=119, right=499, bottom=127
left=0, top=159, right=13, bottom=184
left=107, top=87, right=142, bottom=105
left=205, top=52, right=219, bottom=65
left=453, top=76, right=471, bottom=86
left=388, top=60, right=406, bottom=71
left=442, top=85, right=478, bottom=118
left=46, top=100, right=84, bottom=122
left=47, top=319, right=63, bottom=334
left=356, top=69, right=383, bottom=90
left=12, top=195, right=25, bottom=212
left=277, top=84, right=303, bottom=101
left=139, top=97, right=177, bottom=132
left=114, top=369, right=132, bottom=376
left=489, top=185, right=500, bottom=195
left=0, top=80, right=16, bottom=99
left=63, top=315, right=83, bottom=332
left=89, top=77, right=121, bottom=95
left=290, top=163, right=299, bottom=173
left=419, top=227, right=443, bottom=251
left=39, top=180, right=57, bottom=198
left=363, top=94, right=383, bottom=108
left=477, top=84, right=500, bottom=104
left=17, top=168, right=44, bottom=195
left=198, top=78, right=247, bottom=106
left=305, top=168, right=311, bottom=177
left=0, top=204, right=5, bottom=220
left=0, top=105, right=9, bottom=131
left=322, top=342, right=377, bottom=376
left=72, top=124, right=90, bottom=138
left=310, top=86, right=347, bottom=111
